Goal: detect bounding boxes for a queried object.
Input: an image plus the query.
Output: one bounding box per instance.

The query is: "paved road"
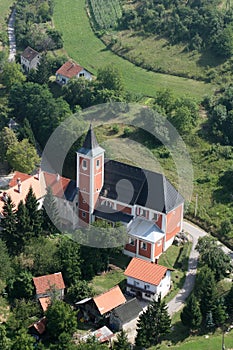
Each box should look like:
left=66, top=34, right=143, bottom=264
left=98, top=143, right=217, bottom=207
left=124, top=220, right=233, bottom=343
left=8, top=8, right=16, bottom=62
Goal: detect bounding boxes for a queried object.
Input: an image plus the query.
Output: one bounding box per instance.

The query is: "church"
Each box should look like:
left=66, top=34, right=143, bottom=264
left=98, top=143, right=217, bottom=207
left=0, top=124, right=184, bottom=262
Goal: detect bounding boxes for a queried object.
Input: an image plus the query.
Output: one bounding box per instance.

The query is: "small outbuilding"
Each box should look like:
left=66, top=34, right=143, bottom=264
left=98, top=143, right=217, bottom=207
left=20, top=46, right=40, bottom=73
left=109, top=298, right=142, bottom=331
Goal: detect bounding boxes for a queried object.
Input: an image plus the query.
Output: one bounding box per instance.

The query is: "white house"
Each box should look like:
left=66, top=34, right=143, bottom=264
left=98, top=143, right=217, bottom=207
left=20, top=46, right=41, bottom=73
left=124, top=257, right=172, bottom=301
left=55, top=61, right=92, bottom=85
left=33, top=272, right=65, bottom=311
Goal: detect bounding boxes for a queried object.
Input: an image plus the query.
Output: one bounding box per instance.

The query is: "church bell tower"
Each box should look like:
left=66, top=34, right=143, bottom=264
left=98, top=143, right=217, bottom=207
left=76, top=124, right=105, bottom=224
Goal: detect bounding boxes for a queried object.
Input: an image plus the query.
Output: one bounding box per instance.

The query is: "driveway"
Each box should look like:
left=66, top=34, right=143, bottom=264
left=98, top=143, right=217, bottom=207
left=8, top=8, right=16, bottom=62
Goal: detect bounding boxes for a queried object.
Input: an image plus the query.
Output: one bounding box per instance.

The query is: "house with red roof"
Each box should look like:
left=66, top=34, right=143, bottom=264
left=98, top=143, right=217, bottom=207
left=56, top=61, right=92, bottom=85
left=0, top=170, right=79, bottom=229
left=33, top=272, right=65, bottom=310
left=124, top=257, right=173, bottom=301
left=76, top=285, right=126, bottom=323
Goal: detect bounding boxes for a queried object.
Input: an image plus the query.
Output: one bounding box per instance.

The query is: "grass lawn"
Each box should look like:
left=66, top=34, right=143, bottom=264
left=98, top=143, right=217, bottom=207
left=0, top=0, right=13, bottom=29
left=89, top=268, right=126, bottom=295
left=53, top=0, right=214, bottom=100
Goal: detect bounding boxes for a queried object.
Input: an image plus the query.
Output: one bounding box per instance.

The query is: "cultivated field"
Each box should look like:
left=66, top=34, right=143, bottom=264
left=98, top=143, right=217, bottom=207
left=53, top=0, right=214, bottom=100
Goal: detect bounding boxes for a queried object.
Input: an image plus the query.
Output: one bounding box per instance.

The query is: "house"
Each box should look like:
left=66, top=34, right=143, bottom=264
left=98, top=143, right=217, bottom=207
left=20, top=46, right=40, bottom=73
left=76, top=285, right=126, bottom=323
left=124, top=257, right=172, bottom=301
left=0, top=171, right=79, bottom=229
left=56, top=61, right=92, bottom=85
left=33, top=272, right=65, bottom=311
left=109, top=298, right=142, bottom=331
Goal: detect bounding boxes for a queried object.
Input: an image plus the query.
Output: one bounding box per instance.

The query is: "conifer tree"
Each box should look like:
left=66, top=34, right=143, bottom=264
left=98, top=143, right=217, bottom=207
left=181, top=293, right=202, bottom=331
left=113, top=330, right=131, bottom=350
left=15, top=200, right=31, bottom=251
left=25, top=187, right=42, bottom=236
left=1, top=195, right=17, bottom=255
left=135, top=296, right=171, bottom=348
left=195, top=266, right=218, bottom=319
left=213, top=298, right=227, bottom=327
left=225, top=284, right=233, bottom=320
left=42, top=186, right=60, bottom=234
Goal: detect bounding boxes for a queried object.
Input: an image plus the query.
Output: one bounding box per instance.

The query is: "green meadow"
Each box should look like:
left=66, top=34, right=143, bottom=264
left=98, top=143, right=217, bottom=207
left=53, top=0, right=214, bottom=100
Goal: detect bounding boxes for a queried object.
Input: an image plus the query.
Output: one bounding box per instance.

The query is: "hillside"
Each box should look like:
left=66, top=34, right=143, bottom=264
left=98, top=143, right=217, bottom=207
left=89, top=0, right=233, bottom=85
left=53, top=0, right=214, bottom=100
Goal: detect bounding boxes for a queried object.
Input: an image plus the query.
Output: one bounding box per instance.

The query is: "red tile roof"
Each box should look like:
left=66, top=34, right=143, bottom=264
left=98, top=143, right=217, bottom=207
left=43, top=172, right=70, bottom=198
left=56, top=61, right=84, bottom=79
left=9, top=171, right=32, bottom=187
left=33, top=272, right=65, bottom=295
left=93, top=286, right=126, bottom=315
left=39, top=297, right=51, bottom=312
left=124, top=258, right=171, bottom=286
left=29, top=317, right=47, bottom=334
left=0, top=171, right=72, bottom=215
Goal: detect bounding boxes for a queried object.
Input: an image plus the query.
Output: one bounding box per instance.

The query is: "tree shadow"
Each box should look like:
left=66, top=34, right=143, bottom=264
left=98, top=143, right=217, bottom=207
left=197, top=49, right=226, bottom=68
left=164, top=320, right=190, bottom=344
left=212, top=169, right=233, bottom=204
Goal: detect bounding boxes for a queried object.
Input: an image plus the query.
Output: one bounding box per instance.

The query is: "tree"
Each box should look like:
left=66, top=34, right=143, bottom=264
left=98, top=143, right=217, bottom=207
left=66, top=280, right=93, bottom=304
left=0, top=62, right=25, bottom=91
left=7, top=271, right=34, bottom=301
left=0, top=195, right=17, bottom=255
left=97, top=65, right=124, bottom=96
left=0, top=127, right=18, bottom=162
left=113, top=330, right=131, bottom=350
left=28, top=53, right=51, bottom=84
left=213, top=25, right=233, bottom=58
left=135, top=296, right=171, bottom=347
left=213, top=298, right=227, bottom=327
left=46, top=300, right=77, bottom=342
left=42, top=186, right=60, bottom=234
left=10, top=328, right=34, bottom=350
left=7, top=299, right=41, bottom=331
left=6, top=138, right=40, bottom=174
left=15, top=200, right=31, bottom=251
left=196, top=236, right=232, bottom=281
left=0, top=324, right=11, bottom=350
left=0, top=239, right=12, bottom=282
left=62, top=78, right=93, bottom=110
left=56, top=238, right=81, bottom=286
left=181, top=293, right=202, bottom=330
left=225, top=284, right=233, bottom=320
left=195, top=266, right=218, bottom=319
left=25, top=187, right=42, bottom=237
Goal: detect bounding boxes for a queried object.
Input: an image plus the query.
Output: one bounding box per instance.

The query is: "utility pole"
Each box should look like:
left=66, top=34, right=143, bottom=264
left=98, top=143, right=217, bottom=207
left=194, top=194, right=198, bottom=217
left=222, top=328, right=225, bottom=350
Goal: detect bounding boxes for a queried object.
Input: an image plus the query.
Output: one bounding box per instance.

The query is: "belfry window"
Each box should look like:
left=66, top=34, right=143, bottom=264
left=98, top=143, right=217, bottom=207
left=82, top=159, right=87, bottom=170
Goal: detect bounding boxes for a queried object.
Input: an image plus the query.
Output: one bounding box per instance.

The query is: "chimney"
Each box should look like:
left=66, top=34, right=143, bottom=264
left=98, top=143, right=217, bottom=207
left=17, top=178, right=21, bottom=193
left=36, top=168, right=41, bottom=180
left=2, top=192, right=8, bottom=202
left=56, top=173, right=60, bottom=182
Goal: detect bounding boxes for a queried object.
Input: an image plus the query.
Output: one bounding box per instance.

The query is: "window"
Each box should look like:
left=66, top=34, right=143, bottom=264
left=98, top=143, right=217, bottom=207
left=82, top=159, right=87, bottom=170
left=152, top=213, right=158, bottom=221
left=145, top=293, right=151, bottom=298
left=134, top=281, right=139, bottom=286
left=129, top=238, right=135, bottom=246
left=157, top=240, right=162, bottom=247
left=141, top=242, right=147, bottom=250
left=82, top=212, right=86, bottom=218
left=82, top=199, right=86, bottom=204
left=144, top=284, right=150, bottom=290
left=96, top=159, right=100, bottom=168
left=79, top=73, right=85, bottom=77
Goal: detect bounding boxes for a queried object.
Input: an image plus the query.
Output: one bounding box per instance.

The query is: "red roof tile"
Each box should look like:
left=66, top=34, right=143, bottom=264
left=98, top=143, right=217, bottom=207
left=39, top=297, right=51, bottom=312
left=124, top=258, right=170, bottom=286
left=56, top=61, right=84, bottom=79
left=43, top=172, right=70, bottom=198
left=29, top=317, right=47, bottom=334
left=9, top=171, right=32, bottom=187
left=0, top=171, right=72, bottom=215
left=93, top=286, right=126, bottom=315
left=33, top=272, right=65, bottom=295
